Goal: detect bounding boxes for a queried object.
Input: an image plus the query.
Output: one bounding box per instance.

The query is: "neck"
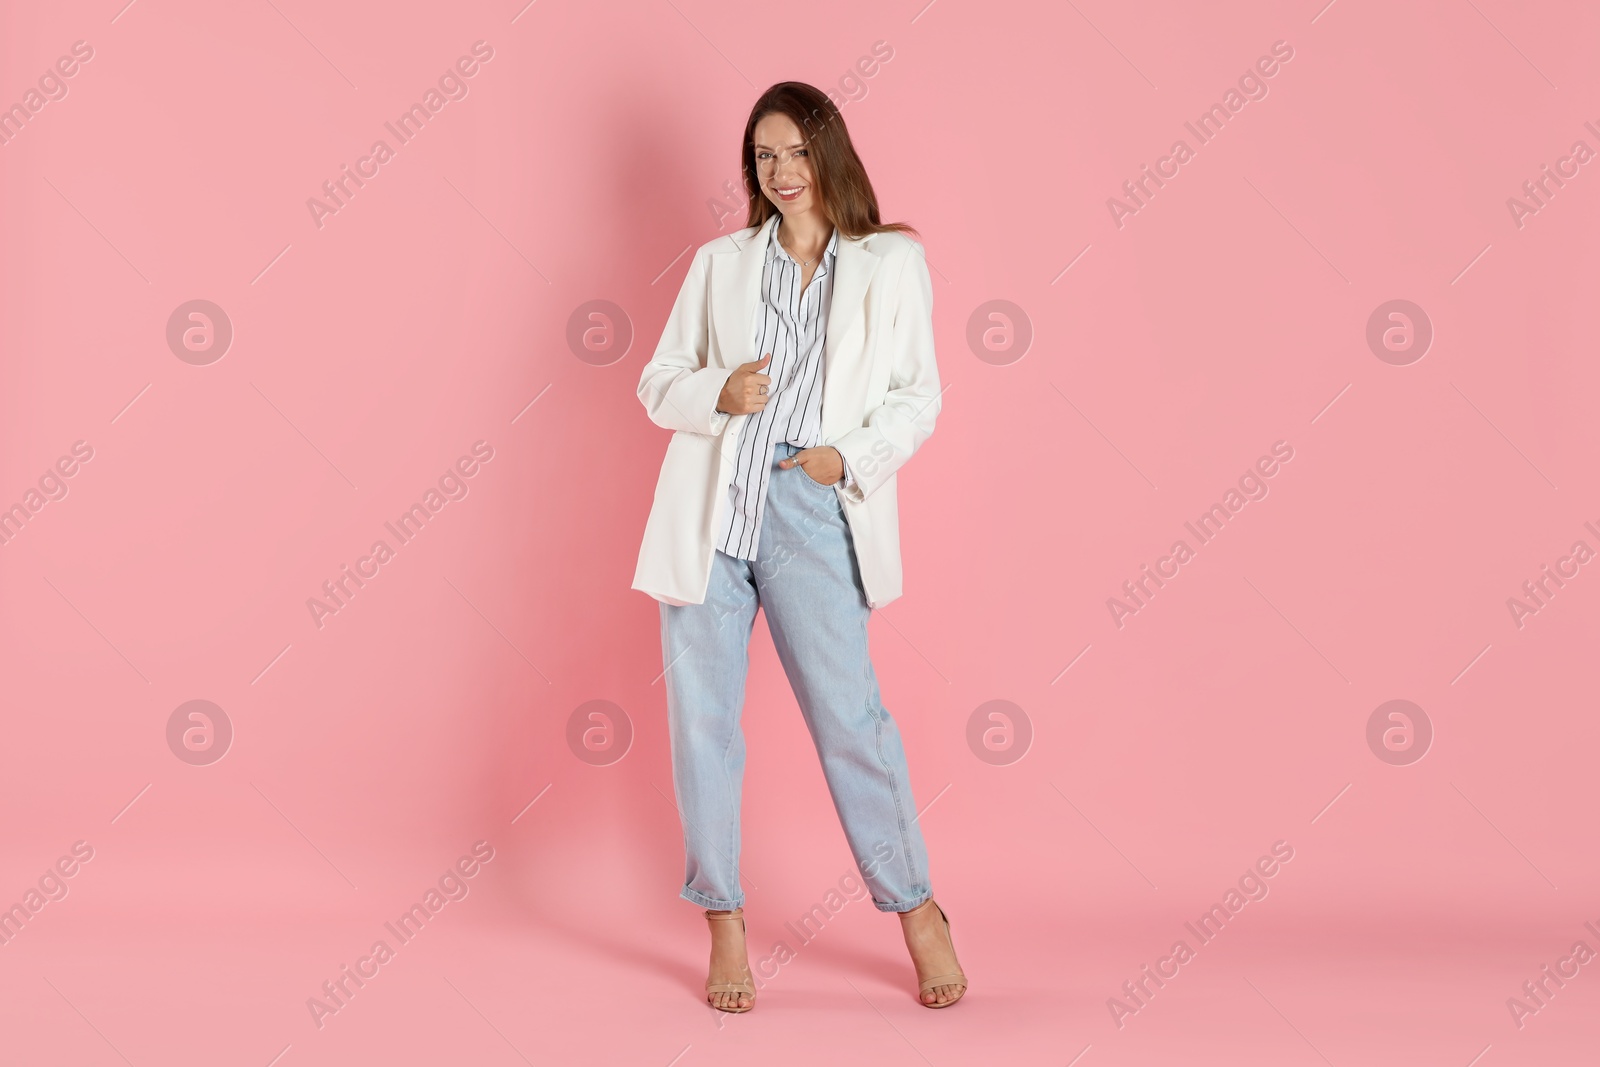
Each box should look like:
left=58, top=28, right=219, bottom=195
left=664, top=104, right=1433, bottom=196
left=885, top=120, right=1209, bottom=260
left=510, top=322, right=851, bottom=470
left=776, top=211, right=832, bottom=260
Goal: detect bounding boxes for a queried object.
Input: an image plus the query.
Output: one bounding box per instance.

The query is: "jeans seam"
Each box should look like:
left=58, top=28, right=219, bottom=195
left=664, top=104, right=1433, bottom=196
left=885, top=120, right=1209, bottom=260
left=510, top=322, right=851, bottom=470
left=872, top=701, right=922, bottom=893
left=719, top=566, right=746, bottom=907
left=864, top=600, right=921, bottom=895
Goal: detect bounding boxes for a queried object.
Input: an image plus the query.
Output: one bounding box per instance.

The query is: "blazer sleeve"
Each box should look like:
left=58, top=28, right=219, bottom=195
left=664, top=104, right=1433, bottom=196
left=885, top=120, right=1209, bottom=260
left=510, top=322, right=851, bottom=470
left=831, top=242, right=941, bottom=504
left=636, top=244, right=736, bottom=437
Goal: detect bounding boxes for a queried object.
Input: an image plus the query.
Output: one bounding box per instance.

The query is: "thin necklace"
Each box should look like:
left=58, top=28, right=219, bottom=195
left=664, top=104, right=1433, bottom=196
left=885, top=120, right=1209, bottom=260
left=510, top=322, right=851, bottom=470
left=777, top=221, right=826, bottom=267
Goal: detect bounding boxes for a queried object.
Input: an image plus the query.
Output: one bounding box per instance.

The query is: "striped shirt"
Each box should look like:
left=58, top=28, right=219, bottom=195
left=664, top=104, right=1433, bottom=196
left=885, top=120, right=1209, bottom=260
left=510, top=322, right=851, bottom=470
left=715, top=214, right=847, bottom=559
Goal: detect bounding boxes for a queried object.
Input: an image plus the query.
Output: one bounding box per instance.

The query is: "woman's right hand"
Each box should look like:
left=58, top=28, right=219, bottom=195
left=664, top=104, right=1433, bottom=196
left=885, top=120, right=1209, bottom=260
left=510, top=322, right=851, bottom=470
left=715, top=353, right=772, bottom=415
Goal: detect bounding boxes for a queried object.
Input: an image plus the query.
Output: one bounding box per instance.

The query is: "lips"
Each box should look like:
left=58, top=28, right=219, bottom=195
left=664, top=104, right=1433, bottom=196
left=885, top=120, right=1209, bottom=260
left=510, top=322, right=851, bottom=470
left=774, top=185, right=805, bottom=201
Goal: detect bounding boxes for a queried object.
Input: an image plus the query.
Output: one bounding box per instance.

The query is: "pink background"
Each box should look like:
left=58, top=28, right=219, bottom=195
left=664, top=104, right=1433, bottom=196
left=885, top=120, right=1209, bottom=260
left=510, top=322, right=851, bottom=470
left=3, top=0, right=1598, bottom=1063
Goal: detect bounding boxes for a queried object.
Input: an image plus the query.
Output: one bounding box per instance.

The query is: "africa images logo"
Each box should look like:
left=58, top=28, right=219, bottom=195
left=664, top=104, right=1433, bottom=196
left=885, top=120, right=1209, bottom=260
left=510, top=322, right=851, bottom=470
left=306, top=41, right=495, bottom=229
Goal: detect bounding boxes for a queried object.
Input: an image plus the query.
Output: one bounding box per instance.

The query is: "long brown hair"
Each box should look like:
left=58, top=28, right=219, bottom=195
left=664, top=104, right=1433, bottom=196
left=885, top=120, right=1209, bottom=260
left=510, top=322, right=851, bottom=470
left=740, top=82, right=919, bottom=241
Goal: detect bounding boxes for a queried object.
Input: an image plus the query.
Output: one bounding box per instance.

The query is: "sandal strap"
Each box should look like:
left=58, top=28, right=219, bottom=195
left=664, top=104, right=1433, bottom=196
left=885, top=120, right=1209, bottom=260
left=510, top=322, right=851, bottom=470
left=706, top=980, right=756, bottom=994
left=912, top=901, right=964, bottom=994
left=704, top=912, right=753, bottom=998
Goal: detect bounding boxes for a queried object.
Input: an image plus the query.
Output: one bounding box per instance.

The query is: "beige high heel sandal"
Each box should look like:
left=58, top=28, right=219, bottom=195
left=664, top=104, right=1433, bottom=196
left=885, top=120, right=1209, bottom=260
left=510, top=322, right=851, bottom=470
left=903, top=899, right=968, bottom=1008
left=703, top=908, right=756, bottom=1012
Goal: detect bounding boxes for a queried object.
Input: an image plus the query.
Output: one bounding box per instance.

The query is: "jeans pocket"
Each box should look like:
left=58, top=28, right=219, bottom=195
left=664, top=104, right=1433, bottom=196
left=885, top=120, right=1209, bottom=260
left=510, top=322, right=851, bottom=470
left=797, top=464, right=840, bottom=494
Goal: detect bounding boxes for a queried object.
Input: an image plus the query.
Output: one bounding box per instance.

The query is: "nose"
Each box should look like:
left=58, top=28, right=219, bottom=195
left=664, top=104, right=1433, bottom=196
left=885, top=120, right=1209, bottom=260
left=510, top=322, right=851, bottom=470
left=772, top=153, right=802, bottom=184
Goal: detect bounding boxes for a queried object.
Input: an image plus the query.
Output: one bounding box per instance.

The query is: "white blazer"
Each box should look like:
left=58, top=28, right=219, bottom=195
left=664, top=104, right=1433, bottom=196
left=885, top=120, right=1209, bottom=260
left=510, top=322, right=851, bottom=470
left=632, top=219, right=941, bottom=609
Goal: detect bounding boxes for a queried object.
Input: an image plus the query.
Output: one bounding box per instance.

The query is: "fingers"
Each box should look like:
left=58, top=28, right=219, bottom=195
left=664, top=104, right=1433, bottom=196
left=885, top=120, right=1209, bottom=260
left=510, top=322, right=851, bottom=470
left=724, top=354, right=773, bottom=414
left=744, top=370, right=770, bottom=411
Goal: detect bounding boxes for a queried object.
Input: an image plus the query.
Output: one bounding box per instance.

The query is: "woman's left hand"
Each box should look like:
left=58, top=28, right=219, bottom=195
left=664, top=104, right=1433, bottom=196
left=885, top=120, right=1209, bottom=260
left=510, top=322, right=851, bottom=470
left=780, top=446, right=843, bottom=486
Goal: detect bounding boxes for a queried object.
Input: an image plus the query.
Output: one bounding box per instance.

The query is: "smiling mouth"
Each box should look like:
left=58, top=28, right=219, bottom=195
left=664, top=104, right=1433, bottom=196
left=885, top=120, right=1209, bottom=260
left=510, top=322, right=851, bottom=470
left=774, top=185, right=805, bottom=197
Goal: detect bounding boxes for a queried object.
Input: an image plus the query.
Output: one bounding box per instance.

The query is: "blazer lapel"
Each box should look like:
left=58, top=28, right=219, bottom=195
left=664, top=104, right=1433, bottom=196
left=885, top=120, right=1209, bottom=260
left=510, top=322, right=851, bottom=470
left=709, top=222, right=770, bottom=371
left=821, top=235, right=879, bottom=435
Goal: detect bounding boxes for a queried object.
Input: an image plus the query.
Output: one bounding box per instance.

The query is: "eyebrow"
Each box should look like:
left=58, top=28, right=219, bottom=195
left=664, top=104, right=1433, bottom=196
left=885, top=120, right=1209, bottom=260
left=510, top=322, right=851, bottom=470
left=752, top=141, right=809, bottom=150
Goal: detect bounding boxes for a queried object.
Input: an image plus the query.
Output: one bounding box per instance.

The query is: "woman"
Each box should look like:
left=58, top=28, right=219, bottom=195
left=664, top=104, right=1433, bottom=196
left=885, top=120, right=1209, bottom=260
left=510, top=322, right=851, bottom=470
left=632, top=82, right=963, bottom=1012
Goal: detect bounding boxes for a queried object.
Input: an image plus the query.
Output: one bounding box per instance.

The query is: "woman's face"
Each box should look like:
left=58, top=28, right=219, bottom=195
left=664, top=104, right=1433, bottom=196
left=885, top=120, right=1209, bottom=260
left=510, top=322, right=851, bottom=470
left=752, top=112, right=817, bottom=214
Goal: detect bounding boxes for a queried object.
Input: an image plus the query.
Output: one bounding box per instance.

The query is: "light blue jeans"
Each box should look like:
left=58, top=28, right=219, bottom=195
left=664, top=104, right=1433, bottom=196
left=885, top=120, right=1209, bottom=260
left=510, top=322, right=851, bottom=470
left=659, top=440, right=933, bottom=913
